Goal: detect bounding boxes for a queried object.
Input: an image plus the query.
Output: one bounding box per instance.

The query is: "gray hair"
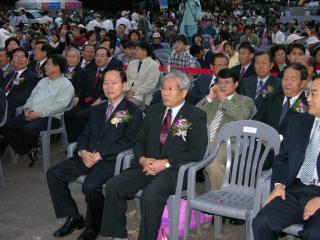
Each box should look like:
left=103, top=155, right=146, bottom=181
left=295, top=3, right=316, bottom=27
left=162, top=70, right=190, bottom=91
left=66, top=47, right=81, bottom=59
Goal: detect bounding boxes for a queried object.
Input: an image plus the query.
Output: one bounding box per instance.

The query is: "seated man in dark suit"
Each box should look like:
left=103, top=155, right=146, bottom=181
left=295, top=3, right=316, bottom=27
left=239, top=51, right=282, bottom=112
left=190, top=53, right=229, bottom=104
left=28, top=41, right=51, bottom=79
left=253, top=77, right=320, bottom=240
left=100, top=71, right=208, bottom=240
left=231, top=41, right=256, bottom=83
left=79, top=44, right=96, bottom=72
left=47, top=69, right=143, bottom=240
left=0, top=54, right=74, bottom=159
left=0, top=48, right=38, bottom=119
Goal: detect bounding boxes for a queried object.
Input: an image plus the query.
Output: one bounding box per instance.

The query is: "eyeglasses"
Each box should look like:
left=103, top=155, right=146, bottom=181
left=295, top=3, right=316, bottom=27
left=161, top=87, right=181, bottom=93
left=304, top=90, right=320, bottom=98
left=217, top=80, right=234, bottom=86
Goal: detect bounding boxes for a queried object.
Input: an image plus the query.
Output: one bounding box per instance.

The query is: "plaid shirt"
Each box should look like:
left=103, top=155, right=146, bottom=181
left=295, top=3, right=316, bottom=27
left=168, top=50, right=196, bottom=68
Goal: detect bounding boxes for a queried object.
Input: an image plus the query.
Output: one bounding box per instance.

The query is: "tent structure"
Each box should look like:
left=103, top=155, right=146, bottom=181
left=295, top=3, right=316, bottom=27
left=15, top=0, right=82, bottom=10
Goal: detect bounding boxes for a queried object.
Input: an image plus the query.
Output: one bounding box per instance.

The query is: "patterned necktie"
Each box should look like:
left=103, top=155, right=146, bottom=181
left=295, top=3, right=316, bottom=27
left=209, top=109, right=224, bottom=142
left=35, top=62, right=42, bottom=77
left=300, top=120, right=320, bottom=185
left=137, top=61, right=142, bottom=73
left=279, top=96, right=291, bottom=125
left=239, top=67, right=245, bottom=82
left=106, top=104, right=114, bottom=121
left=5, top=71, right=18, bottom=95
left=255, top=80, right=264, bottom=98
left=160, top=109, right=172, bottom=147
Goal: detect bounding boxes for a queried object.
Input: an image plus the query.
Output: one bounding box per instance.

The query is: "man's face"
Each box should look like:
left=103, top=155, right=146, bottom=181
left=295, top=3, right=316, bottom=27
left=135, top=47, right=147, bottom=61
left=34, top=43, right=47, bottom=61
left=7, top=40, right=19, bottom=52
left=217, top=77, right=238, bottom=96
left=95, top=49, right=109, bottom=67
left=224, top=45, right=232, bottom=55
left=0, top=51, right=9, bottom=66
left=161, top=78, right=187, bottom=108
left=174, top=40, right=186, bottom=54
left=287, top=47, right=304, bottom=64
left=101, top=41, right=113, bottom=54
left=12, top=50, right=28, bottom=70
left=274, top=49, right=286, bottom=65
left=245, top=28, right=252, bottom=36
left=254, top=54, right=273, bottom=79
left=103, top=70, right=126, bottom=102
left=282, top=68, right=306, bottom=97
left=66, top=51, right=80, bottom=67
left=296, top=56, right=314, bottom=82
left=83, top=46, right=95, bottom=62
left=239, top=48, right=254, bottom=66
left=307, top=79, right=320, bottom=117
left=152, top=37, right=161, bottom=45
left=211, top=57, right=228, bottom=76
left=117, top=25, right=126, bottom=35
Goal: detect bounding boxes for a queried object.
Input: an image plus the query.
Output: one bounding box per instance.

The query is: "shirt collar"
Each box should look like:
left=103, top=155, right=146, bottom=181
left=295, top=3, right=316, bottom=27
left=165, top=101, right=185, bottom=122
left=284, top=91, right=302, bottom=106
left=226, top=93, right=236, bottom=100
left=108, top=95, right=124, bottom=110
left=38, top=58, right=47, bottom=66
left=257, top=75, right=270, bottom=85
left=16, top=68, right=27, bottom=78
left=242, top=63, right=251, bottom=71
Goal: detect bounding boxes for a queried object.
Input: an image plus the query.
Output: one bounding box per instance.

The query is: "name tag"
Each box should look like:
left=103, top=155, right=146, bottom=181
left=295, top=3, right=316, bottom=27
left=243, top=126, right=257, bottom=134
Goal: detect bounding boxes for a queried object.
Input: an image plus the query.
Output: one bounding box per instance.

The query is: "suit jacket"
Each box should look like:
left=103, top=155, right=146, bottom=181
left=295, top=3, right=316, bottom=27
left=190, top=74, right=214, bottom=104
left=0, top=68, right=38, bottom=119
left=254, top=91, right=307, bottom=135
left=79, top=58, right=97, bottom=74
left=272, top=114, right=319, bottom=189
left=0, top=88, right=6, bottom=123
left=132, top=102, right=208, bottom=168
left=127, top=57, right=160, bottom=105
left=197, top=93, right=256, bottom=139
left=238, top=75, right=281, bottom=112
left=231, top=63, right=256, bottom=82
left=28, top=59, right=48, bottom=79
left=65, top=65, right=88, bottom=103
left=77, top=97, right=143, bottom=160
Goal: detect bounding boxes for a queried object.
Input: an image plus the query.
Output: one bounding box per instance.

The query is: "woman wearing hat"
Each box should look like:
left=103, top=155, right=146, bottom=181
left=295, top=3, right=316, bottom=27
left=151, top=32, right=164, bottom=51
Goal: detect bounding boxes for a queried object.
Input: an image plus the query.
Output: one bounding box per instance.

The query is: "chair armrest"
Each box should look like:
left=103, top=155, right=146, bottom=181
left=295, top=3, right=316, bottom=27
left=15, top=106, right=23, bottom=116
left=252, top=170, right=272, bottom=217
left=174, top=162, right=197, bottom=200
left=114, top=149, right=133, bottom=176
left=122, top=152, right=134, bottom=170
left=67, top=142, right=78, bottom=158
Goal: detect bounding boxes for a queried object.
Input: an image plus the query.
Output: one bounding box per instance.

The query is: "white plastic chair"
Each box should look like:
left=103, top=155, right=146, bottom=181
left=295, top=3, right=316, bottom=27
left=184, top=120, right=281, bottom=240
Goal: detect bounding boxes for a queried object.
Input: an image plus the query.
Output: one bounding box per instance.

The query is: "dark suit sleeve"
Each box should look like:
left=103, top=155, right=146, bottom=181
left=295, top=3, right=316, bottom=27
left=253, top=94, right=270, bottom=121
left=77, top=110, right=94, bottom=152
left=167, top=109, right=208, bottom=168
left=99, top=105, right=143, bottom=158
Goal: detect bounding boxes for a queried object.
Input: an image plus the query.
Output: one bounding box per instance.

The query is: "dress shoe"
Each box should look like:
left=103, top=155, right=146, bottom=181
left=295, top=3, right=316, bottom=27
left=77, top=228, right=99, bottom=240
left=28, top=146, right=40, bottom=168
left=53, top=216, right=84, bottom=238
left=229, top=218, right=245, bottom=225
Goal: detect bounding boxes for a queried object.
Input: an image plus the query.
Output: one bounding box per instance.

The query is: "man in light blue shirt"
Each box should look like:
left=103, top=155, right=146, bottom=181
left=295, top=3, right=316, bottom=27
left=0, top=54, right=74, bottom=164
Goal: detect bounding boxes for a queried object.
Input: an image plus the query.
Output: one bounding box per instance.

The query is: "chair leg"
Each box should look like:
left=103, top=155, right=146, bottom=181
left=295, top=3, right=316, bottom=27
left=195, top=210, right=202, bottom=234
left=214, top=215, right=223, bottom=238
left=61, top=126, right=69, bottom=147
left=40, top=132, right=49, bottom=172
left=183, top=202, right=192, bottom=240
left=135, top=197, right=141, bottom=219
left=168, top=196, right=179, bottom=240
left=0, top=159, right=5, bottom=187
left=246, top=217, right=252, bottom=240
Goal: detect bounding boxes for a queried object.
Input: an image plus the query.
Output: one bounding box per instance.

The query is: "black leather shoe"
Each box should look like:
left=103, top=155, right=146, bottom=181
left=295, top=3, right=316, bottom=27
left=77, top=228, right=99, bottom=240
left=53, top=216, right=84, bottom=238
left=28, top=147, right=39, bottom=168
left=229, top=218, right=245, bottom=225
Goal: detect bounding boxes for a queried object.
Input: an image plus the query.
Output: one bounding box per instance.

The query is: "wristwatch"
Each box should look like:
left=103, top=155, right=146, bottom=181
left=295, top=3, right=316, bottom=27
left=165, top=162, right=171, bottom=168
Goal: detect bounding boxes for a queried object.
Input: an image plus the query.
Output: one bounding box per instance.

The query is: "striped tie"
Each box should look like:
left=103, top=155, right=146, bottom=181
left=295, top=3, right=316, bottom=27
left=300, top=120, right=320, bottom=184
left=209, top=110, right=224, bottom=142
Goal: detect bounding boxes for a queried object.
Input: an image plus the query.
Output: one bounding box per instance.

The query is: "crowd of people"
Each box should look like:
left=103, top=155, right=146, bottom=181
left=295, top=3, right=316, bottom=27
left=0, top=3, right=320, bottom=240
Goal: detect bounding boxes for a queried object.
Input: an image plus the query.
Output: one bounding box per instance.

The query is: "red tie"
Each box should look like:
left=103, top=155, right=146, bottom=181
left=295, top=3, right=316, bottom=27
left=5, top=71, right=18, bottom=95
left=92, top=69, right=102, bottom=89
left=160, top=109, right=172, bottom=147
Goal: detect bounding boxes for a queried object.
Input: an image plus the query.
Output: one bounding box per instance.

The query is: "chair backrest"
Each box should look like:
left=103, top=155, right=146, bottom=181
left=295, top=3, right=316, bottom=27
left=154, top=48, right=171, bottom=56
left=161, top=42, right=171, bottom=50
left=212, top=120, right=280, bottom=190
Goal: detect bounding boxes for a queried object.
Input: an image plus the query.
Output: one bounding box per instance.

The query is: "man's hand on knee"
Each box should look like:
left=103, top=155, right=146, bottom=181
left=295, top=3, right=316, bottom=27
left=264, top=184, right=286, bottom=207
left=303, top=197, right=320, bottom=220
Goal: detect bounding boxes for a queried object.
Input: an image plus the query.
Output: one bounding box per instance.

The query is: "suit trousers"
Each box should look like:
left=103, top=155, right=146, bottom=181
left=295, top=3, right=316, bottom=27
left=206, top=142, right=235, bottom=190
left=253, top=179, right=320, bottom=240
left=46, top=156, right=115, bottom=231
left=100, top=167, right=185, bottom=240
left=1, top=114, right=59, bottom=154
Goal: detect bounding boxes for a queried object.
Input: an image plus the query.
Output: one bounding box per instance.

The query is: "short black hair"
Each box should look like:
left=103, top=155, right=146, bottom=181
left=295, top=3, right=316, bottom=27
left=270, top=44, right=287, bottom=58
left=217, top=68, right=238, bottom=83
left=36, top=42, right=52, bottom=56
left=10, top=47, right=28, bottom=60
left=48, top=54, right=67, bottom=73
left=239, top=41, right=255, bottom=54
left=288, top=43, right=306, bottom=55
left=136, top=41, right=153, bottom=57
left=103, top=69, right=127, bottom=83
left=285, top=63, right=308, bottom=81
left=211, top=53, right=228, bottom=65
left=85, top=30, right=96, bottom=40
left=255, top=51, right=273, bottom=62
left=118, top=23, right=126, bottom=29
left=223, top=41, right=234, bottom=50
left=96, top=47, right=111, bottom=57
left=101, top=38, right=116, bottom=54
left=128, top=30, right=140, bottom=40
left=189, top=45, right=204, bottom=56
left=83, top=44, right=96, bottom=52
left=176, top=34, right=187, bottom=45
left=5, top=37, right=20, bottom=51
left=192, top=33, right=202, bottom=45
